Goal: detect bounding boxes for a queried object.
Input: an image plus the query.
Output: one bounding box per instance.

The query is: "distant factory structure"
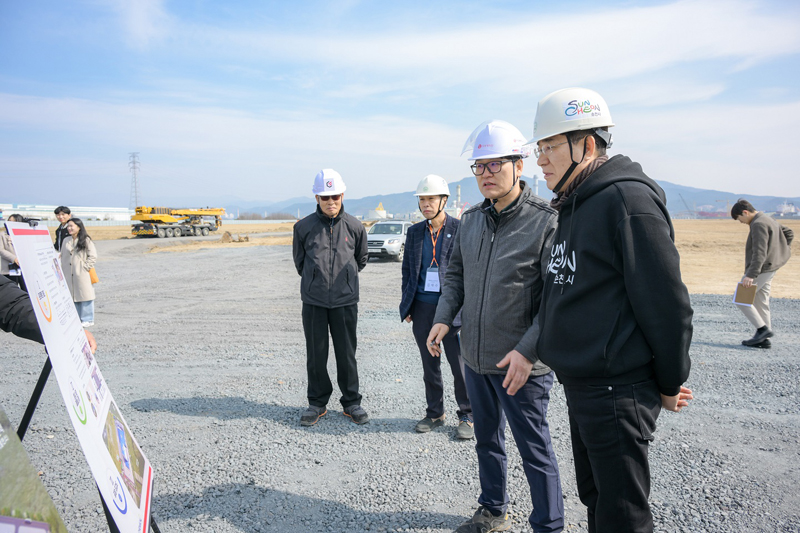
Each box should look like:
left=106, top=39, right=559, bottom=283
left=0, top=203, right=133, bottom=222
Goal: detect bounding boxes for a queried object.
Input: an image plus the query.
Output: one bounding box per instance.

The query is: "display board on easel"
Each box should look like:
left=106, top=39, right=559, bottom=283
left=7, top=221, right=154, bottom=533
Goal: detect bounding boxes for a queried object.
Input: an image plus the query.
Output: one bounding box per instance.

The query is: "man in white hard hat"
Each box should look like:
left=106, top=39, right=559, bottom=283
left=399, top=175, right=472, bottom=440
left=293, top=169, right=369, bottom=426
left=530, top=87, right=694, bottom=533
left=428, top=121, right=563, bottom=533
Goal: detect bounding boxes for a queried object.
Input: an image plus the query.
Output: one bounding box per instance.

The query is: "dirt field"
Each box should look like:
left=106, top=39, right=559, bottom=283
left=73, top=218, right=800, bottom=298
left=674, top=219, right=800, bottom=298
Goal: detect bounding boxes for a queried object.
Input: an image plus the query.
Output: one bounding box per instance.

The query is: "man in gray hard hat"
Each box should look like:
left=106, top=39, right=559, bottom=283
left=400, top=175, right=472, bottom=440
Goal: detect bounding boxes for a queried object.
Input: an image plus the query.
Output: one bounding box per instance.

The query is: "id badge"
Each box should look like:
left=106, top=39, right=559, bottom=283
left=424, top=267, right=440, bottom=292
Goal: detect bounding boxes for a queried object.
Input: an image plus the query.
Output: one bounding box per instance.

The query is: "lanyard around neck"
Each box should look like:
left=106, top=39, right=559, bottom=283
left=428, top=222, right=442, bottom=267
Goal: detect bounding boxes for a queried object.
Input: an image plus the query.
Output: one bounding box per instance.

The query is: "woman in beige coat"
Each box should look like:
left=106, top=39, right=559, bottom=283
left=61, top=217, right=97, bottom=327
left=1, top=214, right=27, bottom=291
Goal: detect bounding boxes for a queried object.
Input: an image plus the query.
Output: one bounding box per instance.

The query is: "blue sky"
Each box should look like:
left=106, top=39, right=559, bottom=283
left=2, top=0, right=799, bottom=208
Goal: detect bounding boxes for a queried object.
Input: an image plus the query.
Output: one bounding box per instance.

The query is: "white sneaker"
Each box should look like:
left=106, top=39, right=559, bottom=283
left=82, top=321, right=94, bottom=327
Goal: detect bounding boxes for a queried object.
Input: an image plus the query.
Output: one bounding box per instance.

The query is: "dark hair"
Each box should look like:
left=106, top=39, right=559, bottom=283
left=567, top=128, right=608, bottom=157
left=67, top=217, right=92, bottom=251
left=7, top=213, right=26, bottom=223
left=54, top=206, right=71, bottom=215
left=731, top=199, right=756, bottom=220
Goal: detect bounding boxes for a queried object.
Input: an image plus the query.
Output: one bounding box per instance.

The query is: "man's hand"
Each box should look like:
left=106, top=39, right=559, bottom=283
left=426, top=324, right=450, bottom=357
left=497, top=350, right=533, bottom=396
left=404, top=315, right=412, bottom=323
left=661, top=385, right=693, bottom=412
left=85, top=330, right=97, bottom=354
left=741, top=276, right=755, bottom=288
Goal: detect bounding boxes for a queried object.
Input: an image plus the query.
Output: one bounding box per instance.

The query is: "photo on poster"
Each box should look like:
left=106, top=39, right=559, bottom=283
left=81, top=341, right=94, bottom=370
left=102, top=401, right=146, bottom=508
left=51, top=257, right=64, bottom=284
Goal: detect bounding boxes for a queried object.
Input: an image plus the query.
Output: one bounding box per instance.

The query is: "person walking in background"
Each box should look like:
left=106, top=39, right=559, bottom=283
left=428, top=121, right=563, bottom=533
left=53, top=206, right=72, bottom=251
left=399, top=175, right=472, bottom=440
left=60, top=217, right=97, bottom=327
left=531, top=87, right=693, bottom=533
left=2, top=214, right=28, bottom=292
left=293, top=169, right=369, bottom=426
left=731, top=198, right=794, bottom=349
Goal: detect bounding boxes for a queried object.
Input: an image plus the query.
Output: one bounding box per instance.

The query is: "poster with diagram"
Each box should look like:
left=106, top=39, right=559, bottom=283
left=7, top=222, right=153, bottom=533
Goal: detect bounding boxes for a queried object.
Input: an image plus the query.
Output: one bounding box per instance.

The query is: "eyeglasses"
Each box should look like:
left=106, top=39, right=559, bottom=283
left=470, top=159, right=513, bottom=176
left=319, top=194, right=341, bottom=201
left=533, top=141, right=568, bottom=159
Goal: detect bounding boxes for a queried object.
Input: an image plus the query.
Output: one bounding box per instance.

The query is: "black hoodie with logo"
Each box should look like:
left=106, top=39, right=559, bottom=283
left=535, top=155, right=693, bottom=396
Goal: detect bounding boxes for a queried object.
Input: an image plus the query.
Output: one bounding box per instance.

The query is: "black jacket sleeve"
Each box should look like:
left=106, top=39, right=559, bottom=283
left=292, top=222, right=305, bottom=276
left=355, top=221, right=368, bottom=272
left=618, top=213, right=692, bottom=396
left=0, top=276, right=44, bottom=344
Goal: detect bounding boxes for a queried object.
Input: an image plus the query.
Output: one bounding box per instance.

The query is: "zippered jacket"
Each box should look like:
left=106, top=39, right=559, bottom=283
left=399, top=214, right=461, bottom=326
left=744, top=212, right=793, bottom=279
left=433, top=181, right=556, bottom=375
left=536, top=155, right=693, bottom=396
left=293, top=204, right=368, bottom=309
left=0, top=274, right=43, bottom=343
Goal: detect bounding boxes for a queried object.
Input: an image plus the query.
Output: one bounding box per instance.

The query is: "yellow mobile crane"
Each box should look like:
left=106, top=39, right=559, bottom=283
left=131, top=206, right=225, bottom=238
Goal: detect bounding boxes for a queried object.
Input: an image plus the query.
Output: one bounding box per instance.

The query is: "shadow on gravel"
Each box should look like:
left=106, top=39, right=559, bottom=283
left=131, top=396, right=423, bottom=434
left=153, top=482, right=462, bottom=532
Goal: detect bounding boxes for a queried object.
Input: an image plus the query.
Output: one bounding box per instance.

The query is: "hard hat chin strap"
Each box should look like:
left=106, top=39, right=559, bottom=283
left=552, top=137, right=588, bottom=195
left=419, top=196, right=449, bottom=220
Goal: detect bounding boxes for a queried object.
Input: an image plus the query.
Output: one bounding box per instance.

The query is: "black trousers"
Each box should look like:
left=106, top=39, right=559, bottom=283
left=302, top=303, right=362, bottom=409
left=563, top=379, right=661, bottom=533
left=410, top=299, right=471, bottom=419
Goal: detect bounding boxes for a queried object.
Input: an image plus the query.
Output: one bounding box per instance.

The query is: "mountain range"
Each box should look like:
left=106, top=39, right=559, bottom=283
left=225, top=176, right=800, bottom=220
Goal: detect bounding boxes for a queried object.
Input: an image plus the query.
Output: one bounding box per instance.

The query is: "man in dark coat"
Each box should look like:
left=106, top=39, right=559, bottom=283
left=400, top=175, right=471, bottom=439
left=292, top=169, right=369, bottom=426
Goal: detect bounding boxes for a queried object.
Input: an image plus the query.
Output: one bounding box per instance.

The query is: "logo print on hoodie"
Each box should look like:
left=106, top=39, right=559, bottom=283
left=548, top=240, right=576, bottom=285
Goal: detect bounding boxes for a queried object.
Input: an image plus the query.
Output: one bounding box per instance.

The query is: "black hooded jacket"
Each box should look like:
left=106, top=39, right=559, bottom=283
left=535, top=155, right=693, bottom=396
left=1, top=275, right=43, bottom=343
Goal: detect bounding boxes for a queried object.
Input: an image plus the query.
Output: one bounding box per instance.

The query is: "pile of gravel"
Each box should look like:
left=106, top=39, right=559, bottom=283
left=2, top=239, right=799, bottom=532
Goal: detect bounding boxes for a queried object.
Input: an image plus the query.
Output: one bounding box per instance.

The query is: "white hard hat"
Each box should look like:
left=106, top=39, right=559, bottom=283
left=528, top=87, right=614, bottom=145
left=462, top=120, right=531, bottom=161
left=312, top=169, right=347, bottom=195
left=414, top=175, right=450, bottom=197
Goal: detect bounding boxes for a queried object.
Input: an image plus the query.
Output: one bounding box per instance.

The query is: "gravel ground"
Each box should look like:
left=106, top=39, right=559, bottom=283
left=2, top=237, right=799, bottom=532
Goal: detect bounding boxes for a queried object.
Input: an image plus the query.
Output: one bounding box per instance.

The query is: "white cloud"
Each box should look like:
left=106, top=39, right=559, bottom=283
left=102, top=0, right=170, bottom=50
left=159, top=0, right=800, bottom=99
left=0, top=93, right=468, bottom=201
left=2, top=92, right=799, bottom=202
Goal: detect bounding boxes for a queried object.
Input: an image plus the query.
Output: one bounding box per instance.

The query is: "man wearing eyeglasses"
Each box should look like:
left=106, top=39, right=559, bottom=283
left=292, top=169, right=369, bottom=427
left=530, top=88, right=693, bottom=533
left=428, top=120, right=563, bottom=533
